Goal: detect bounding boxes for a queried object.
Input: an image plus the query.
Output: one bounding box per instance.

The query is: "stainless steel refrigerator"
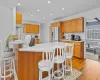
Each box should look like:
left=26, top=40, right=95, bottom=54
left=52, top=27, right=60, bottom=42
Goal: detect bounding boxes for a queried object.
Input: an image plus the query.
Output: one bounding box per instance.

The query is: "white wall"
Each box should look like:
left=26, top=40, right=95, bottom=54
left=40, top=23, right=50, bottom=43
left=0, top=6, right=13, bottom=41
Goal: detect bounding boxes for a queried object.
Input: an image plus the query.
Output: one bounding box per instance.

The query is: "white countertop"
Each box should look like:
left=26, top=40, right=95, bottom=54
left=10, top=40, right=24, bottom=44
left=60, top=39, right=84, bottom=42
left=19, top=42, right=73, bottom=52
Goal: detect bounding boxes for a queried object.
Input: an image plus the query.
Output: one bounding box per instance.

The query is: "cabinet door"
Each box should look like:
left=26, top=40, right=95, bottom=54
left=61, top=22, right=65, bottom=32
left=71, top=19, right=77, bottom=32
left=16, top=12, right=22, bottom=24
left=35, top=39, right=40, bottom=44
left=24, top=24, right=30, bottom=33
left=31, top=24, right=35, bottom=33
left=56, top=22, right=60, bottom=26
left=74, top=45, right=81, bottom=57
left=76, top=17, right=84, bottom=32
left=34, top=25, right=39, bottom=33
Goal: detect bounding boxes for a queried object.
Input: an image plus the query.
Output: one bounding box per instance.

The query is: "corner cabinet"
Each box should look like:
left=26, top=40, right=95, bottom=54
left=61, top=17, right=84, bottom=33
left=16, top=12, right=22, bottom=24
left=23, top=24, right=39, bottom=34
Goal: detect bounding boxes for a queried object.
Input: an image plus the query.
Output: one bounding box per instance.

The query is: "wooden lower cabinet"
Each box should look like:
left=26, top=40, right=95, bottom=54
left=35, top=39, right=40, bottom=44
left=60, top=40, right=84, bottom=58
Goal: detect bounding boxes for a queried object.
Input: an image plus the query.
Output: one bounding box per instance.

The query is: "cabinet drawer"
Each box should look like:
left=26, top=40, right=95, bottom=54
left=74, top=42, right=81, bottom=46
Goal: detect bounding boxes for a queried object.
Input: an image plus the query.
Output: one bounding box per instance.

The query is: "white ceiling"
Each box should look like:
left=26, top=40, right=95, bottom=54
left=0, top=0, right=100, bottom=23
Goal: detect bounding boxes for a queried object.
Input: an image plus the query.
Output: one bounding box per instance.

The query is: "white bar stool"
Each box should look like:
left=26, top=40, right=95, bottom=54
left=0, top=56, right=18, bottom=80
left=0, top=40, right=18, bottom=80
left=64, top=43, right=74, bottom=74
left=53, top=45, right=65, bottom=80
left=38, top=47, right=55, bottom=80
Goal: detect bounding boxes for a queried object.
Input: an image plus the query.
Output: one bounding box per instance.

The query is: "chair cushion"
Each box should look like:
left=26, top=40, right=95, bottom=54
left=38, top=60, right=52, bottom=68
left=2, top=52, right=14, bottom=58
left=54, top=56, right=65, bottom=63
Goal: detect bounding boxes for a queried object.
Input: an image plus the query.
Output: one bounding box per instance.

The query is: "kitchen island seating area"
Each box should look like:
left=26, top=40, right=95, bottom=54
left=0, top=40, right=18, bottom=80
left=37, top=42, right=74, bottom=80
left=12, top=42, right=74, bottom=80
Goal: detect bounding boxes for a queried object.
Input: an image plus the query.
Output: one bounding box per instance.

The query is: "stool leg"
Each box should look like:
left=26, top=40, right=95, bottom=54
left=12, top=58, right=18, bottom=80
left=70, top=58, right=72, bottom=74
left=10, top=60, right=12, bottom=78
left=39, top=70, right=42, bottom=80
left=65, top=59, right=66, bottom=75
left=48, top=70, right=51, bottom=80
left=4, top=61, right=6, bottom=80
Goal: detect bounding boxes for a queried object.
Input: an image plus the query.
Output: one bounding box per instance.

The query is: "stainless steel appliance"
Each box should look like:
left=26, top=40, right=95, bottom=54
left=52, top=27, right=60, bottom=42
left=74, top=35, right=81, bottom=41
left=71, top=34, right=75, bottom=40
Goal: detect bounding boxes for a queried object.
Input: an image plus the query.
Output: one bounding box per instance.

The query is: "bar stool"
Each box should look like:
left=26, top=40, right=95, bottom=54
left=38, top=47, right=55, bottom=80
left=53, top=45, right=65, bottom=80
left=64, top=43, right=74, bottom=74
left=0, top=40, right=18, bottom=80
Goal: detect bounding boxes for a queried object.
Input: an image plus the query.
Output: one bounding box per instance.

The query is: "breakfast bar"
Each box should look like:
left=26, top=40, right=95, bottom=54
left=14, top=42, right=72, bottom=80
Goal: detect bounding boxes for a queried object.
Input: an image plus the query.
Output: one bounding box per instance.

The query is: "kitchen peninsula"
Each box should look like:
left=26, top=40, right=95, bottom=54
left=14, top=42, right=72, bottom=80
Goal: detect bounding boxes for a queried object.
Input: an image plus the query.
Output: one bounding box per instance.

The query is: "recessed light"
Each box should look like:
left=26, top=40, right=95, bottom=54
left=62, top=8, right=65, bottom=10
left=48, top=1, right=51, bottom=3
left=37, top=10, right=40, bottom=12
left=42, top=17, right=44, bottom=19
left=18, top=3, right=20, bottom=6
left=50, top=14, right=52, bottom=15
left=31, top=14, right=33, bottom=16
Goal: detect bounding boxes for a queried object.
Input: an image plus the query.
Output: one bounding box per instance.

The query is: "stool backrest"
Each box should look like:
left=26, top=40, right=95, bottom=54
left=24, top=35, right=31, bottom=46
left=42, top=48, right=55, bottom=63
left=65, top=43, right=74, bottom=57
left=56, top=45, right=65, bottom=59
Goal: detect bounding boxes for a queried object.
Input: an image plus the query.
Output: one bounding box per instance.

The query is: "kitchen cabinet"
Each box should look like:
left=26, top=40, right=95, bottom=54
left=35, top=39, right=40, bottom=44
left=23, top=24, right=39, bottom=33
left=61, top=17, right=84, bottom=33
left=50, top=21, right=61, bottom=27
left=60, top=40, right=84, bottom=58
left=76, top=17, right=84, bottom=32
left=16, top=12, right=22, bottom=24
left=34, top=25, right=39, bottom=34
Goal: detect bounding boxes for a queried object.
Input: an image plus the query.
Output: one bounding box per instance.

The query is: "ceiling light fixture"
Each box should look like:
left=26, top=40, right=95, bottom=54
left=50, top=14, right=52, bottom=15
left=48, top=1, right=51, bottom=3
left=42, top=17, right=44, bottom=19
left=62, top=8, right=65, bottom=10
left=37, top=9, right=40, bottom=12
left=31, top=14, right=33, bottom=16
left=18, top=3, right=20, bottom=6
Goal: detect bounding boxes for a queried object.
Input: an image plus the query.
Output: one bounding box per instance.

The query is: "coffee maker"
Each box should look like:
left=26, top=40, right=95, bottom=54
left=71, top=34, right=75, bottom=40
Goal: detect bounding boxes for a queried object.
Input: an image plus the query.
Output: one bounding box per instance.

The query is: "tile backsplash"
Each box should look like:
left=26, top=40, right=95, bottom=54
left=64, top=32, right=85, bottom=40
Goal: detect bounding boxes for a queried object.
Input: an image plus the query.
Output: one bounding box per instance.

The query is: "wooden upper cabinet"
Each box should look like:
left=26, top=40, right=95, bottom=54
left=61, top=17, right=84, bottom=33
left=50, top=21, right=61, bottom=27
left=71, top=19, right=77, bottom=32
left=76, top=17, right=84, bottom=32
left=34, top=25, right=39, bottom=34
left=24, top=24, right=31, bottom=33
left=16, top=12, right=22, bottom=24
left=23, top=24, right=39, bottom=33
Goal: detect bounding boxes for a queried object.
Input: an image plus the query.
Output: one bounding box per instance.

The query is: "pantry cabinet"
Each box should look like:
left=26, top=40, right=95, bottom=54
left=16, top=12, right=22, bottom=24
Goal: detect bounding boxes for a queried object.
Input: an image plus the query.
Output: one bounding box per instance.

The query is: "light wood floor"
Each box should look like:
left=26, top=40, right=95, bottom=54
left=2, top=57, right=100, bottom=80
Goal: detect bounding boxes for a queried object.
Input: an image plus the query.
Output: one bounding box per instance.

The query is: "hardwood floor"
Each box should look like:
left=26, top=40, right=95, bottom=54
left=2, top=57, right=100, bottom=80
left=72, top=57, right=100, bottom=80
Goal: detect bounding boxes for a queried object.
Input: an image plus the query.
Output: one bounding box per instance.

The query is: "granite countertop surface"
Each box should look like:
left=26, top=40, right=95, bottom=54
left=19, top=42, right=73, bottom=52
left=60, top=39, right=84, bottom=42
